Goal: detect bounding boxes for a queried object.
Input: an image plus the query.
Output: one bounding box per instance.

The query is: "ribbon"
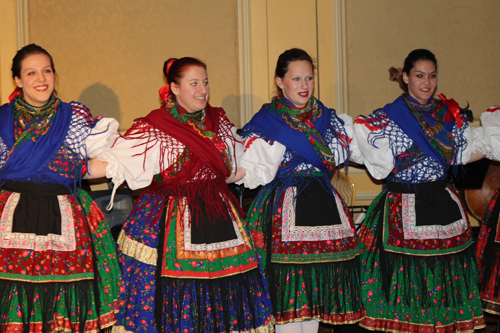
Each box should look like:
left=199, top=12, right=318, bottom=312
left=158, top=60, right=177, bottom=102
left=8, top=87, right=22, bottom=103
left=440, top=93, right=463, bottom=128
left=159, top=84, right=171, bottom=102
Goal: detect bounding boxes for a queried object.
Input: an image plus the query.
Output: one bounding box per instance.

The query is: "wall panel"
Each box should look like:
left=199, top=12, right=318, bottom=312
left=28, top=0, right=240, bottom=129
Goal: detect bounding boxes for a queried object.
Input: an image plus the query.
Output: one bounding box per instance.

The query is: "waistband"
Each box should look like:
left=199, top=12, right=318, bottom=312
left=1, top=181, right=73, bottom=195
left=386, top=180, right=447, bottom=194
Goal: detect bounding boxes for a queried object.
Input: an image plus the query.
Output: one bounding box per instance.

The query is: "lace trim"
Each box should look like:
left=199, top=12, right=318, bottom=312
left=183, top=197, right=245, bottom=251
left=117, top=230, right=157, bottom=266
left=402, top=188, right=468, bottom=239
left=281, top=187, right=354, bottom=241
left=0, top=193, right=76, bottom=251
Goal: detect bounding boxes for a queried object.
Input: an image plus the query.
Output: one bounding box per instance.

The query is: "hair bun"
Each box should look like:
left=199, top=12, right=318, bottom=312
left=388, top=67, right=402, bottom=82
left=388, top=67, right=407, bottom=92
left=163, top=58, right=177, bottom=78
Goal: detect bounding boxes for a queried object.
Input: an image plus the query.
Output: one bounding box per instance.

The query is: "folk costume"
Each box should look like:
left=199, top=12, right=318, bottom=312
left=105, top=97, right=274, bottom=333
left=237, top=95, right=365, bottom=326
left=354, top=93, right=486, bottom=332
left=0, top=95, right=121, bottom=332
left=475, top=106, right=500, bottom=315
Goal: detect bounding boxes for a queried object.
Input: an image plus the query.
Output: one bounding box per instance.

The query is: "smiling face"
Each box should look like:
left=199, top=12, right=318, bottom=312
left=14, top=53, right=55, bottom=107
left=276, top=60, right=314, bottom=108
left=170, top=65, right=209, bottom=113
left=403, top=60, right=437, bottom=104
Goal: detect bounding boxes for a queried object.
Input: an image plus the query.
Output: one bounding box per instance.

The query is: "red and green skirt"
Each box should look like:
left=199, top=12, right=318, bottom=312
left=476, top=186, right=500, bottom=315
left=359, top=181, right=485, bottom=333
left=0, top=187, right=121, bottom=333
left=246, top=177, right=365, bottom=325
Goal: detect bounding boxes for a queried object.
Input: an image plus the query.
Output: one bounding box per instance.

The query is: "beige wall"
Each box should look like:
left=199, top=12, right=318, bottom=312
left=27, top=0, right=240, bottom=130
left=346, top=0, right=500, bottom=118
left=0, top=1, right=17, bottom=105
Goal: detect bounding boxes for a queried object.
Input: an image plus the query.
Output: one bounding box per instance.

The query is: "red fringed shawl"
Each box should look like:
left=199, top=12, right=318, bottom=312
left=124, top=104, right=241, bottom=225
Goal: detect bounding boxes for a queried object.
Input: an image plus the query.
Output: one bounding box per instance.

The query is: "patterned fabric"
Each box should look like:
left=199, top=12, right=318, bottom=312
left=0, top=96, right=75, bottom=185
left=124, top=98, right=238, bottom=225
left=241, top=100, right=365, bottom=325
left=355, top=104, right=469, bottom=184
left=400, top=94, right=455, bottom=167
left=476, top=187, right=500, bottom=315
left=12, top=95, right=59, bottom=146
left=112, top=104, right=274, bottom=333
left=356, top=96, right=485, bottom=332
left=268, top=95, right=336, bottom=174
left=0, top=100, right=121, bottom=332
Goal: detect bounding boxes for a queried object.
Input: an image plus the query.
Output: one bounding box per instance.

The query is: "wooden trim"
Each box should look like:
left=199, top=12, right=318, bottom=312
left=15, top=0, right=29, bottom=48
left=333, top=0, right=348, bottom=114
left=237, top=0, right=253, bottom=126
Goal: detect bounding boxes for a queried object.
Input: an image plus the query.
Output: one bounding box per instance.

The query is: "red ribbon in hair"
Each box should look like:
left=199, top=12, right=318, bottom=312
left=159, top=84, right=171, bottom=101
left=158, top=59, right=176, bottom=102
left=439, top=93, right=463, bottom=128
left=8, top=87, right=22, bottom=103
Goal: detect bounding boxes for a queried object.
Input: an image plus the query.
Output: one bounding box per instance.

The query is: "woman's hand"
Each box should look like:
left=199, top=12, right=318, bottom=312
left=226, top=167, right=246, bottom=184
left=84, top=158, right=109, bottom=179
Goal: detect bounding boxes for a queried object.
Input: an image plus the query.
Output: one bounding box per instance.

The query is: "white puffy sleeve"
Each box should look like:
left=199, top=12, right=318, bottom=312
left=479, top=106, right=500, bottom=161
left=98, top=124, right=165, bottom=191
left=228, top=126, right=245, bottom=178
left=235, top=138, right=286, bottom=189
left=354, top=114, right=395, bottom=180
left=338, top=113, right=363, bottom=165
left=85, top=117, right=120, bottom=159
left=454, top=119, right=490, bottom=164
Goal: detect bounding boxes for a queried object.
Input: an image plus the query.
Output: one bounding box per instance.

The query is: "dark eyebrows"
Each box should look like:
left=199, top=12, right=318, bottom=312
left=414, top=70, right=437, bottom=75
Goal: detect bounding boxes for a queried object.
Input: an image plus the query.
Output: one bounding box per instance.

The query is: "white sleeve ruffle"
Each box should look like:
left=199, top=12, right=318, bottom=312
left=99, top=128, right=164, bottom=191
left=480, top=106, right=500, bottom=161
left=354, top=118, right=394, bottom=180
left=229, top=126, right=245, bottom=177
left=85, top=117, right=120, bottom=159
left=458, top=121, right=493, bottom=164
left=338, top=113, right=363, bottom=165
left=236, top=138, right=286, bottom=189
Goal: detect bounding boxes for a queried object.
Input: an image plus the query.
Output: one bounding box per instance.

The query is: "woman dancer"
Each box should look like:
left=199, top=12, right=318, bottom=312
left=0, top=44, right=121, bottom=332
left=104, top=57, right=273, bottom=333
left=237, top=48, right=365, bottom=333
left=354, top=48, right=487, bottom=332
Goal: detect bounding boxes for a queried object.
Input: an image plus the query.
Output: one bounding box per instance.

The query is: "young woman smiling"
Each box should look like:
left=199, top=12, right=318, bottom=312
left=354, top=49, right=488, bottom=332
left=0, top=44, right=121, bottom=332
left=236, top=48, right=365, bottom=333
left=102, top=57, right=273, bottom=333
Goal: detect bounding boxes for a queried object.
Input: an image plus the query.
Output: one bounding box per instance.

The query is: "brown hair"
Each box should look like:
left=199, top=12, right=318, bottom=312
left=388, top=67, right=406, bottom=92
left=11, top=43, right=56, bottom=79
left=274, top=48, right=315, bottom=95
left=163, top=57, right=207, bottom=96
left=390, top=49, right=438, bottom=92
